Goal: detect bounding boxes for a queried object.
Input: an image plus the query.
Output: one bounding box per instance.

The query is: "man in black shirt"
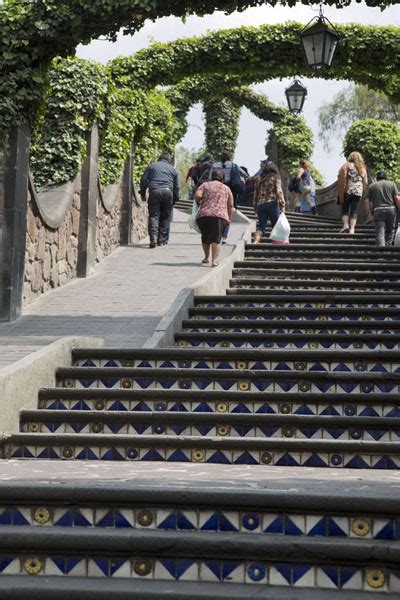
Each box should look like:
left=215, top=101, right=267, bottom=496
left=140, top=153, right=180, bottom=248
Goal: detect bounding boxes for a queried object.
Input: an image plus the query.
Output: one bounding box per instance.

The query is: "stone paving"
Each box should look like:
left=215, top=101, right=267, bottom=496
left=0, top=461, right=399, bottom=498
left=0, top=210, right=247, bottom=368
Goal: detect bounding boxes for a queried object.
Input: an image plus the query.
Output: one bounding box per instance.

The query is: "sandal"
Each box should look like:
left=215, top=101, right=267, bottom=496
left=211, top=261, right=219, bottom=268
left=339, top=227, right=350, bottom=233
left=201, top=258, right=209, bottom=264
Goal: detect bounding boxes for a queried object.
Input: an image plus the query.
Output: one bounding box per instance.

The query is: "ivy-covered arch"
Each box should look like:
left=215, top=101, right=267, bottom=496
left=30, top=55, right=317, bottom=189
left=26, top=22, right=400, bottom=188
left=3, top=0, right=395, bottom=137
left=111, top=23, right=400, bottom=101
left=167, top=76, right=314, bottom=173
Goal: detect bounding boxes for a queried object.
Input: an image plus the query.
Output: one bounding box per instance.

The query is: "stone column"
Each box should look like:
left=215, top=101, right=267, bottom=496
left=0, top=125, right=30, bottom=321
left=120, top=142, right=134, bottom=246
left=77, top=125, right=99, bottom=278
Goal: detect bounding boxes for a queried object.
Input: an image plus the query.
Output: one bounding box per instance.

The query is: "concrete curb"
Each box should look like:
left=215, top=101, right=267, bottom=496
left=143, top=219, right=255, bottom=348
left=0, top=336, right=103, bottom=436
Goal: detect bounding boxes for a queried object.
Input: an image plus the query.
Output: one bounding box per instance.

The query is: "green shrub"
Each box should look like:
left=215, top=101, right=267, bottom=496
left=343, top=119, right=400, bottom=183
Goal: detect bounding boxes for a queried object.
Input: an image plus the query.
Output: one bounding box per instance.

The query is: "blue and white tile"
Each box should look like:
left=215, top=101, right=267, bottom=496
left=390, top=571, right=400, bottom=592
left=245, top=562, right=268, bottom=584
left=0, top=557, right=20, bottom=575
left=269, top=564, right=291, bottom=586
left=232, top=449, right=259, bottom=465
left=293, top=564, right=316, bottom=587
left=109, top=559, right=131, bottom=578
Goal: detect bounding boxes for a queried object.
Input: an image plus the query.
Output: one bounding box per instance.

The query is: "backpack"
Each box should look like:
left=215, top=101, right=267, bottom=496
left=288, top=176, right=303, bottom=193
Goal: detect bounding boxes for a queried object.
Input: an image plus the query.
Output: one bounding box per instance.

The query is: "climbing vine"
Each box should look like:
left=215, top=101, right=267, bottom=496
left=31, top=57, right=107, bottom=188
left=11, top=21, right=399, bottom=189
left=343, top=119, right=400, bottom=182
left=203, top=96, right=241, bottom=158
left=101, top=87, right=180, bottom=185
left=111, top=24, right=400, bottom=102
left=167, top=77, right=322, bottom=181
left=30, top=57, right=181, bottom=188
left=0, top=16, right=399, bottom=139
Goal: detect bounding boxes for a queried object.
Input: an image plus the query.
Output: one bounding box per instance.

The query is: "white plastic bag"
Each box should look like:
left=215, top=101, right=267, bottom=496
left=188, top=199, right=201, bottom=234
left=270, top=213, right=290, bottom=243
left=394, top=226, right=400, bottom=247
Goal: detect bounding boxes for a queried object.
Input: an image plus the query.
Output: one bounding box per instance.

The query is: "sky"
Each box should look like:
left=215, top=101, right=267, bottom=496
left=77, top=2, right=400, bottom=184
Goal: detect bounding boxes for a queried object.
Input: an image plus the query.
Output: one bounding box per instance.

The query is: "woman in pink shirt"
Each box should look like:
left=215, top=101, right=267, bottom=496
left=195, top=170, right=233, bottom=267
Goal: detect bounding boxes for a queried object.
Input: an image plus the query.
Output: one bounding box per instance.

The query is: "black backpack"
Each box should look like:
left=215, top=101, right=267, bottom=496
left=288, top=176, right=303, bottom=193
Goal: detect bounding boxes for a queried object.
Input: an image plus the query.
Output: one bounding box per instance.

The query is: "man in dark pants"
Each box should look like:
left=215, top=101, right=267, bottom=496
left=364, top=170, right=399, bottom=247
left=140, top=152, right=179, bottom=248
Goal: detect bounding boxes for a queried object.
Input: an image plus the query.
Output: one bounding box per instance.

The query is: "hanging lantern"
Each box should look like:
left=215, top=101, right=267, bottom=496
left=300, top=8, right=341, bottom=71
left=285, top=80, right=308, bottom=114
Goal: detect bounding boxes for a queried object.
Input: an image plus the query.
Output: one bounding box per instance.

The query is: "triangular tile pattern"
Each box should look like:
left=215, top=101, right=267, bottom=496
left=7, top=216, right=400, bottom=590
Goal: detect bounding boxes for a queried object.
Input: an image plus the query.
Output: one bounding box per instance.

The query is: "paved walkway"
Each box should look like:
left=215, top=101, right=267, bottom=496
left=0, top=210, right=247, bottom=369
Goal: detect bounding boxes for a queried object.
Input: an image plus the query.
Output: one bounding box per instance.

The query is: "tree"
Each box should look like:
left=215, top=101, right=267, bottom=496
left=319, top=84, right=399, bottom=152
left=343, top=119, right=400, bottom=183
left=175, top=146, right=199, bottom=200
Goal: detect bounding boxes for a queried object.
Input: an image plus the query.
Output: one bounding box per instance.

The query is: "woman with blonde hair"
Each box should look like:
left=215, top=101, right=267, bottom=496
left=337, top=151, right=368, bottom=234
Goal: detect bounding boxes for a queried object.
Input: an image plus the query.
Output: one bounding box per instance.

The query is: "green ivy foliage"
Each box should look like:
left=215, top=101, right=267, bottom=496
left=220, top=87, right=323, bottom=185
left=9, top=19, right=398, bottom=190
left=203, top=97, right=241, bottom=158
left=1, top=15, right=398, bottom=139
left=343, top=119, right=400, bottom=183
left=31, top=57, right=107, bottom=189
left=98, top=82, right=181, bottom=185
left=166, top=77, right=321, bottom=181
left=111, top=24, right=400, bottom=103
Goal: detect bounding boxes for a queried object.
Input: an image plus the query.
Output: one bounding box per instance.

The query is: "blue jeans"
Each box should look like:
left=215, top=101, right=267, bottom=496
left=257, top=200, right=279, bottom=232
left=374, top=207, right=396, bottom=247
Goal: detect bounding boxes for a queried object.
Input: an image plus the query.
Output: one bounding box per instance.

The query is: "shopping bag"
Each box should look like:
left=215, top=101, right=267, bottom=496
left=188, top=200, right=201, bottom=234
left=394, top=226, right=400, bottom=247
left=270, top=213, right=290, bottom=243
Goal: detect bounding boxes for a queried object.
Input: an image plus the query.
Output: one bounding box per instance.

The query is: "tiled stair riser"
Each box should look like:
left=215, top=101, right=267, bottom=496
left=0, top=504, right=398, bottom=540
left=72, top=357, right=400, bottom=372
left=36, top=396, right=400, bottom=418
left=230, top=283, right=400, bottom=292
left=20, top=419, right=400, bottom=441
left=194, top=302, right=399, bottom=308
left=187, top=313, right=400, bottom=321
left=6, top=441, right=400, bottom=467
left=183, top=323, right=399, bottom=333
left=56, top=375, right=400, bottom=395
left=0, top=554, right=397, bottom=592
left=177, top=339, right=398, bottom=350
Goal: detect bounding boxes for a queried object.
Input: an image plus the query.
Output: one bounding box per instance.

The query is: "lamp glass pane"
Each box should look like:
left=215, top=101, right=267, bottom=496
left=304, top=31, right=325, bottom=68
left=323, top=35, right=338, bottom=67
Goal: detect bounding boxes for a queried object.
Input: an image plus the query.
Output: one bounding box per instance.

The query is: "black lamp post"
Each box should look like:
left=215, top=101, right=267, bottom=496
left=285, top=80, right=308, bottom=114
left=300, top=6, right=341, bottom=71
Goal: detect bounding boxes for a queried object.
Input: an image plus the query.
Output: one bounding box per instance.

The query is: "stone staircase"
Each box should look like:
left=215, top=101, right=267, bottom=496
left=1, top=213, right=400, bottom=597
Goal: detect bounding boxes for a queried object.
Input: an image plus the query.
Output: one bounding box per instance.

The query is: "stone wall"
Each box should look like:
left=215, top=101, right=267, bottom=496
left=2, top=126, right=150, bottom=320
left=24, top=189, right=80, bottom=305
left=23, top=181, right=149, bottom=307
left=131, top=193, right=148, bottom=243
left=96, top=190, right=123, bottom=263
